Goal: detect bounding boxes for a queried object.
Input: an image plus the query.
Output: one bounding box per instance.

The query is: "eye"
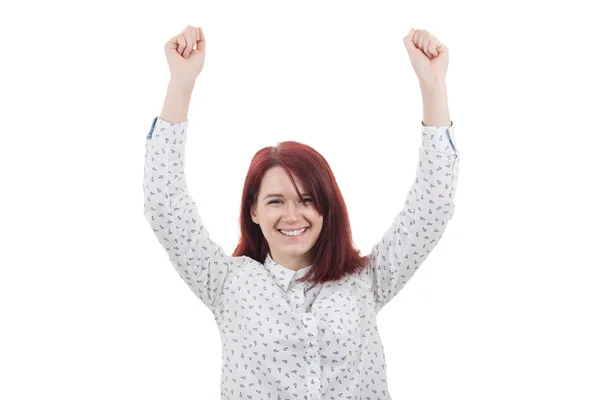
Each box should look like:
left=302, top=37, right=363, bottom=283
left=267, top=198, right=313, bottom=205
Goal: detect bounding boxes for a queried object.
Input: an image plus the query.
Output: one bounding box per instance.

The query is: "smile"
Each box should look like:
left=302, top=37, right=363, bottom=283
left=278, top=228, right=308, bottom=237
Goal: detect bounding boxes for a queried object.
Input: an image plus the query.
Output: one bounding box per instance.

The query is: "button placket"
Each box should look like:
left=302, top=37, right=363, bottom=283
left=303, top=314, right=320, bottom=398
left=293, top=283, right=306, bottom=313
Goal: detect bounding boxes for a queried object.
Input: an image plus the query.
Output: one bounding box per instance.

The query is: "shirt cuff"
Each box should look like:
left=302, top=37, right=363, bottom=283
left=146, top=116, right=189, bottom=145
left=420, top=120, right=458, bottom=154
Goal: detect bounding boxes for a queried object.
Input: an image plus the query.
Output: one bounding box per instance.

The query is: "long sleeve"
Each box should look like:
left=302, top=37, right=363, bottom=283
left=143, top=116, right=245, bottom=309
left=364, top=121, right=459, bottom=314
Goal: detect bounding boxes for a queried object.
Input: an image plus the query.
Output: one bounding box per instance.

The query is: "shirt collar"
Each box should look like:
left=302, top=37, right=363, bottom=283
left=264, top=252, right=312, bottom=292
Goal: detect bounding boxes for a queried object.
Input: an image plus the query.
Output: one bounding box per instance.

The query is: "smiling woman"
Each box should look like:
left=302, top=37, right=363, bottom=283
left=145, top=23, right=459, bottom=400
left=235, top=141, right=369, bottom=281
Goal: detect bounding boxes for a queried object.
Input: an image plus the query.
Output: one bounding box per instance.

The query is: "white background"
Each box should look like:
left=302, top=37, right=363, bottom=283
left=2, top=0, right=599, bottom=399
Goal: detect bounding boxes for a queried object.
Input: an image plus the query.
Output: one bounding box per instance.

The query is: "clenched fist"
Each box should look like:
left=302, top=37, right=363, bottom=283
left=403, top=29, right=449, bottom=87
left=164, top=25, right=206, bottom=82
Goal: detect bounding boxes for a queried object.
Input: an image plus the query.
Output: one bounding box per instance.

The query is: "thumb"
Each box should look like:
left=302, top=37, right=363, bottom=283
left=195, top=27, right=205, bottom=53
left=436, top=42, right=448, bottom=58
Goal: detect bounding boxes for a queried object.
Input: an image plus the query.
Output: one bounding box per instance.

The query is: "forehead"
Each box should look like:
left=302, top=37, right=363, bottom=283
left=259, top=166, right=306, bottom=193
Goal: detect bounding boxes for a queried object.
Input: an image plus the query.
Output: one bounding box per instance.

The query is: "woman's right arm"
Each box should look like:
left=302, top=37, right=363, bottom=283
left=143, top=79, right=245, bottom=309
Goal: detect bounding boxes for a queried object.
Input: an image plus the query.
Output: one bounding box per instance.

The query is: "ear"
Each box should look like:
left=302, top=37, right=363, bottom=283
left=250, top=203, right=259, bottom=224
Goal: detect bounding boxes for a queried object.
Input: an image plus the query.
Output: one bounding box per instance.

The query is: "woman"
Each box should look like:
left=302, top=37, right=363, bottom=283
left=144, top=25, right=459, bottom=400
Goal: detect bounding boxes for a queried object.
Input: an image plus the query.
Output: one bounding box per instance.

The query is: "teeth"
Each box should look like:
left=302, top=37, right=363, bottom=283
left=280, top=228, right=307, bottom=236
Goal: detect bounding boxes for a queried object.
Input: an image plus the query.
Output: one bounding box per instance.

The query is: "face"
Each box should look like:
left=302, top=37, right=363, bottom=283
left=250, top=166, right=323, bottom=271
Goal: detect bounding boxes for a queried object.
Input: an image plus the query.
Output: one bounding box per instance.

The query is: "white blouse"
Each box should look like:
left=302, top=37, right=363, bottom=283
left=143, top=116, right=459, bottom=400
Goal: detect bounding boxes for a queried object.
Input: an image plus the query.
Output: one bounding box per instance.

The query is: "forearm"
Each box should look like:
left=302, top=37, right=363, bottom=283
left=420, top=80, right=451, bottom=127
left=160, top=78, right=196, bottom=124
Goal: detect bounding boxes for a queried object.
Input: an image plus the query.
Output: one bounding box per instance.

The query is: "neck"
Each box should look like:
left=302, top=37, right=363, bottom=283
left=269, top=251, right=312, bottom=271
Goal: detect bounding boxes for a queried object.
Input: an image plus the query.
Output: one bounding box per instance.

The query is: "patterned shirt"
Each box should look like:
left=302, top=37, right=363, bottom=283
left=143, top=116, right=459, bottom=399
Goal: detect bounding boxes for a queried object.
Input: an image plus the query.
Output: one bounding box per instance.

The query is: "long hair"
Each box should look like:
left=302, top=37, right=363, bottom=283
left=232, top=140, right=369, bottom=284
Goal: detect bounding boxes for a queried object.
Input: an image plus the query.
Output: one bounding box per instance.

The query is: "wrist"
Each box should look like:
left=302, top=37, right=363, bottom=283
left=169, top=76, right=196, bottom=91
left=419, top=78, right=446, bottom=93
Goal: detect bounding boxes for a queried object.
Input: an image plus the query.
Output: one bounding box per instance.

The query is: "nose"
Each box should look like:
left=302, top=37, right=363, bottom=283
left=283, top=201, right=302, bottom=222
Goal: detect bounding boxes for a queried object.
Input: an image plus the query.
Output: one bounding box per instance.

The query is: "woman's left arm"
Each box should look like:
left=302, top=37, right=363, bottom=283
left=361, top=29, right=459, bottom=312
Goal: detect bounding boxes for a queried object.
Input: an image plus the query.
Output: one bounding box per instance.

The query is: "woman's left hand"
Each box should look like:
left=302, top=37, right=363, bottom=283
left=403, top=29, right=449, bottom=87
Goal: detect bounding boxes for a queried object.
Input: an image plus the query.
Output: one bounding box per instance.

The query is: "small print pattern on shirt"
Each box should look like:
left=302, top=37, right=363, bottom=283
left=143, top=116, right=459, bottom=399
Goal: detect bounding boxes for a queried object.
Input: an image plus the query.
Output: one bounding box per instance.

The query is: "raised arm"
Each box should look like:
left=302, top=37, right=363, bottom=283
left=363, top=29, right=459, bottom=312
left=143, top=25, right=246, bottom=309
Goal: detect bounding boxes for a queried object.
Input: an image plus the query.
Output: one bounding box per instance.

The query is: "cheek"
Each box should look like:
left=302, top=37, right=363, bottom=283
left=261, top=209, right=280, bottom=226
left=311, top=208, right=323, bottom=221
left=311, top=214, right=324, bottom=232
left=315, top=221, right=324, bottom=234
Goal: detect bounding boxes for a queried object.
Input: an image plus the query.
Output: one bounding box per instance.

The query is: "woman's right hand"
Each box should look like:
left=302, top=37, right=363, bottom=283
left=164, top=25, right=206, bottom=82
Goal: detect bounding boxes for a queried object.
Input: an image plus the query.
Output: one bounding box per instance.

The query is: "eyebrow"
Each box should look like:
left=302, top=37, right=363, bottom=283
left=263, top=193, right=311, bottom=200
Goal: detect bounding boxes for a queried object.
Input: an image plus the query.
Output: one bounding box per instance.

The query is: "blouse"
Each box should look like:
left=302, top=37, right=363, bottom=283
left=143, top=115, right=459, bottom=399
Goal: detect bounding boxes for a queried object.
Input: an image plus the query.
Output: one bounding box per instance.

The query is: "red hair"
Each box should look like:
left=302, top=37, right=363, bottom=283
left=232, top=140, right=369, bottom=284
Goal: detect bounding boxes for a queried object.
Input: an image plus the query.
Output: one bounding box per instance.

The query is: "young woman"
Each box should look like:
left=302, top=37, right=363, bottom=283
left=144, top=25, right=459, bottom=400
